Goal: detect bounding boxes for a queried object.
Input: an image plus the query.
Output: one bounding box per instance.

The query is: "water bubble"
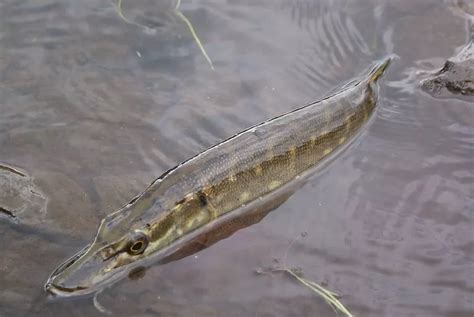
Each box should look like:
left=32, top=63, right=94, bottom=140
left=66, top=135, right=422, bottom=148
left=143, top=27, right=157, bottom=35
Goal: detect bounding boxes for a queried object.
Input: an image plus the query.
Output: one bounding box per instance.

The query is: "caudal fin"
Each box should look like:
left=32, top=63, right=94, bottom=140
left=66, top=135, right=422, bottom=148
left=368, top=56, right=394, bottom=83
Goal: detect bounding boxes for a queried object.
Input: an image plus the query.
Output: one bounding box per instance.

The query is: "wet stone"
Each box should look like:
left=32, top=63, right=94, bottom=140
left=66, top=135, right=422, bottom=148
left=448, top=0, right=474, bottom=19
left=421, top=41, right=474, bottom=99
left=0, top=164, right=47, bottom=224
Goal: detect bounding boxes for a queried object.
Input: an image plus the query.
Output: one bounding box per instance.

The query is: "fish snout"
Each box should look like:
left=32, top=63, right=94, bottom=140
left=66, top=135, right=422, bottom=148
left=44, top=280, right=89, bottom=297
left=45, top=244, right=98, bottom=297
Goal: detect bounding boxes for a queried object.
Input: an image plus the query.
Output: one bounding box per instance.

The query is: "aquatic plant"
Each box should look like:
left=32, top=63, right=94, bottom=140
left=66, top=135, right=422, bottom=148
left=174, top=0, right=214, bottom=70
left=283, top=268, right=354, bottom=317
left=257, top=233, right=354, bottom=317
left=114, top=0, right=214, bottom=70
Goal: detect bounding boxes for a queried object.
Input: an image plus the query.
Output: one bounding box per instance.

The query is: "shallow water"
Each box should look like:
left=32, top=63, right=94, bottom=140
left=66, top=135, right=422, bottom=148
left=0, top=0, right=473, bottom=316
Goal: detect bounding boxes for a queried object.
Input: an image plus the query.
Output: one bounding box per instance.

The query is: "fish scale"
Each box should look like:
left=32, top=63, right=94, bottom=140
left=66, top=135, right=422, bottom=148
left=45, top=56, right=392, bottom=297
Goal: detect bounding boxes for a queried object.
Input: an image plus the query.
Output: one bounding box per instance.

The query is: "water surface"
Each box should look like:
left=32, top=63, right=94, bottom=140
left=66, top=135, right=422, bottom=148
left=0, top=0, right=472, bottom=316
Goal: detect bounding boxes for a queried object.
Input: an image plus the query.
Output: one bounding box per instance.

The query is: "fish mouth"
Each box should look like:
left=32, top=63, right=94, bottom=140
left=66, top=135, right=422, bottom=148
left=44, top=282, right=89, bottom=297
left=44, top=243, right=131, bottom=298
left=44, top=245, right=94, bottom=297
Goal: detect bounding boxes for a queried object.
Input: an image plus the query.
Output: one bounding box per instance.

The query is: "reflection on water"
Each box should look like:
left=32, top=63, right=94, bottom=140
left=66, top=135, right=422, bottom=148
left=0, top=0, right=472, bottom=316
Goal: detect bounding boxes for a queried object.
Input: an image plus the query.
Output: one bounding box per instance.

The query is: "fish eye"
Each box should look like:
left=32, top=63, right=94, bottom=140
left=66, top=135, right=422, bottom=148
left=128, top=231, right=149, bottom=255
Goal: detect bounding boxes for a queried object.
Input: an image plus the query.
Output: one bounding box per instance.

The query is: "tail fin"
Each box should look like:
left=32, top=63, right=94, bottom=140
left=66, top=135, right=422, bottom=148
left=368, top=56, right=393, bottom=83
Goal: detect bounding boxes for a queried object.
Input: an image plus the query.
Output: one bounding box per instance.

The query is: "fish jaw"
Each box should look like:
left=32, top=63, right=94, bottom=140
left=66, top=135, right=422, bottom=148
left=45, top=244, right=109, bottom=297
left=44, top=238, right=143, bottom=297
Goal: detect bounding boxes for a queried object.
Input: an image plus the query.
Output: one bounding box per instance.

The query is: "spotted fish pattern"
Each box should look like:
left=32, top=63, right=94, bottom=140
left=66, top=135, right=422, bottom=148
left=45, top=57, right=391, bottom=297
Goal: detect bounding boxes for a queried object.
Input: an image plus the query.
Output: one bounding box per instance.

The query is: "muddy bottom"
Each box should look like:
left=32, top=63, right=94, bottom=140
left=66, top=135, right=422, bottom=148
left=0, top=0, right=473, bottom=316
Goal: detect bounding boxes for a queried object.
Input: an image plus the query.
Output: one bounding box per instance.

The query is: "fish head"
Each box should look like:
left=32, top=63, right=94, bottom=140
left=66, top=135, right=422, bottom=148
left=45, top=203, right=156, bottom=297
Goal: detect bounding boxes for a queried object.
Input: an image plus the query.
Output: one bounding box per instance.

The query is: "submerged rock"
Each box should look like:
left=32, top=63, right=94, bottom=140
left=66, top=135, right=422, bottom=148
left=0, top=163, right=47, bottom=224
left=446, top=0, right=474, bottom=19
left=421, top=41, right=473, bottom=99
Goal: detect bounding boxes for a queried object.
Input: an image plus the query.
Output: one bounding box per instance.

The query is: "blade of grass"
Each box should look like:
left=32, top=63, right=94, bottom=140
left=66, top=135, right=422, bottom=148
left=115, top=0, right=146, bottom=29
left=174, top=0, right=214, bottom=70
left=114, top=0, right=214, bottom=70
left=272, top=233, right=355, bottom=317
left=284, top=268, right=354, bottom=317
left=93, top=289, right=111, bottom=315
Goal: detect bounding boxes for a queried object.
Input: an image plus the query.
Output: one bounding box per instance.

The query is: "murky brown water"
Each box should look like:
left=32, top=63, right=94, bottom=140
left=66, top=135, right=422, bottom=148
left=1, top=0, right=473, bottom=316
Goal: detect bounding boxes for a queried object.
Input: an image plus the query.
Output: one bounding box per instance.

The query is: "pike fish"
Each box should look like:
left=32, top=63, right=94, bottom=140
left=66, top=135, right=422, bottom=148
left=45, top=57, right=391, bottom=297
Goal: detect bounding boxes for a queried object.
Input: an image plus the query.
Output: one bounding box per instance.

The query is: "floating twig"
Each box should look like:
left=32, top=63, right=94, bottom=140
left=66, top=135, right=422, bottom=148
left=0, top=163, right=26, bottom=177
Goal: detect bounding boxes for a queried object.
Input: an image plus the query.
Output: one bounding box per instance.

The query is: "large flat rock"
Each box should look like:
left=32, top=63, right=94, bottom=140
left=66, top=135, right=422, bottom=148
left=421, top=40, right=474, bottom=99
left=0, top=163, right=47, bottom=225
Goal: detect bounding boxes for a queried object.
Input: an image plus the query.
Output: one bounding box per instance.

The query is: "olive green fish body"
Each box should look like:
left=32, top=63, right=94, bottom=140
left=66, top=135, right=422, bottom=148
left=143, top=86, right=375, bottom=250
left=45, top=57, right=391, bottom=297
